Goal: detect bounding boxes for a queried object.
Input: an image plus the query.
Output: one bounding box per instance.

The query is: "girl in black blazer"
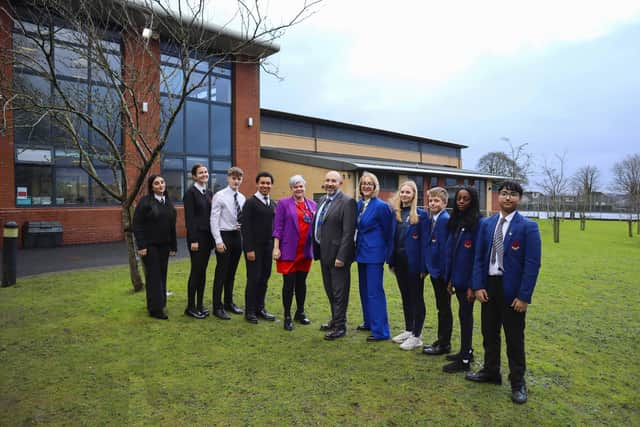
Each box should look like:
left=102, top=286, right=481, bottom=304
left=183, top=164, right=214, bottom=319
left=133, top=174, right=177, bottom=320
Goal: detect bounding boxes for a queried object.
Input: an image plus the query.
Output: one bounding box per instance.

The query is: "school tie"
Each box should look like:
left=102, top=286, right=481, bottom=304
left=160, top=197, right=165, bottom=205
left=234, top=192, right=241, bottom=217
left=264, top=196, right=269, bottom=207
left=490, top=217, right=507, bottom=269
left=315, top=198, right=332, bottom=242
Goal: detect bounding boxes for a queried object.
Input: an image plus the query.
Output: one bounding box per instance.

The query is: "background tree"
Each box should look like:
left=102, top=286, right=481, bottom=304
left=0, top=0, right=320, bottom=291
left=571, top=164, right=600, bottom=230
left=476, top=137, right=531, bottom=184
left=612, top=153, right=640, bottom=235
left=538, top=152, right=569, bottom=243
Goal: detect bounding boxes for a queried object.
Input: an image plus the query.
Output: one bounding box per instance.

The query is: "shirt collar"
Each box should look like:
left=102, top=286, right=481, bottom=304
left=194, top=183, right=207, bottom=193
left=500, top=211, right=517, bottom=223
left=154, top=194, right=164, bottom=203
left=254, top=191, right=269, bottom=203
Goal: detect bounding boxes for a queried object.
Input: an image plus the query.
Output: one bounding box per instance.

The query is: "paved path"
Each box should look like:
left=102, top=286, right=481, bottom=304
left=13, top=238, right=189, bottom=278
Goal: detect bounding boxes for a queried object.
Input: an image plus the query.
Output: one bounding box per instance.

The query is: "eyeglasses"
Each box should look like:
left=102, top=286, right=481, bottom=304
left=499, top=191, right=519, bottom=198
left=360, top=182, right=375, bottom=188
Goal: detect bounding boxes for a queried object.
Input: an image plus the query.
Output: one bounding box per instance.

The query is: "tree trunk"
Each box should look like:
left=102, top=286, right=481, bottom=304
left=628, top=220, right=633, bottom=238
left=122, top=204, right=144, bottom=292
left=553, top=216, right=560, bottom=243
left=580, top=212, right=586, bottom=231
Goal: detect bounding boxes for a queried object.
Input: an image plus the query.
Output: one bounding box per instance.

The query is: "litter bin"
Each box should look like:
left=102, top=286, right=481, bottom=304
left=22, top=221, right=63, bottom=248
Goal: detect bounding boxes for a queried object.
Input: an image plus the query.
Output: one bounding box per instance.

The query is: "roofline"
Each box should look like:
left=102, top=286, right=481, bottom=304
left=260, top=108, right=467, bottom=149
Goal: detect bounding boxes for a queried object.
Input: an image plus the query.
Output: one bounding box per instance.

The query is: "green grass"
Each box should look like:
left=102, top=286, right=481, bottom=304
left=1, top=220, right=639, bottom=426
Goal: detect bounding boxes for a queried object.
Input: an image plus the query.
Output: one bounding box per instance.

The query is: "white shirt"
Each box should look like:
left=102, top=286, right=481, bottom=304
left=488, top=211, right=516, bottom=276
left=254, top=191, right=270, bottom=206
left=194, top=183, right=207, bottom=194
left=210, top=186, right=245, bottom=244
left=154, top=194, right=165, bottom=204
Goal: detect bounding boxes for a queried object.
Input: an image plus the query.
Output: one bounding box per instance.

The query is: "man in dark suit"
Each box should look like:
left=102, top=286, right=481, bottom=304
left=465, top=181, right=542, bottom=405
left=313, top=170, right=357, bottom=340
left=240, top=172, right=277, bottom=324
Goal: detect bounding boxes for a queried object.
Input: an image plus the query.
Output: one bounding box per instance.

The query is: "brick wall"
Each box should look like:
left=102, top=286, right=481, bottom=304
left=233, top=61, right=261, bottom=195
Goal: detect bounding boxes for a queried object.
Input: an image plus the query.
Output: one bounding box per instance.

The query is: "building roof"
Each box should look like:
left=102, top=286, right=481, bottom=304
left=261, top=147, right=510, bottom=180
left=261, top=109, right=467, bottom=149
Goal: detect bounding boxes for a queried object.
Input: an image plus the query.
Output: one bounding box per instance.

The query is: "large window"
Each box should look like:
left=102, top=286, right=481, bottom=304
left=159, top=50, right=233, bottom=203
left=12, top=21, right=122, bottom=207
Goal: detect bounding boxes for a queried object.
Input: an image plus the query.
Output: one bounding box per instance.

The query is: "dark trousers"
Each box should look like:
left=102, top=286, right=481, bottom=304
left=455, top=288, right=475, bottom=355
left=320, top=261, right=351, bottom=329
left=358, top=262, right=390, bottom=339
left=212, top=230, right=242, bottom=309
left=245, top=240, right=273, bottom=315
left=393, top=252, right=425, bottom=336
left=481, top=276, right=527, bottom=386
left=430, top=275, right=453, bottom=345
left=142, top=244, right=169, bottom=314
left=187, top=235, right=212, bottom=310
left=282, top=271, right=308, bottom=317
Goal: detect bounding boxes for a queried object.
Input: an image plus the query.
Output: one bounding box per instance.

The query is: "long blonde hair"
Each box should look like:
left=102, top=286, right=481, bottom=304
left=392, top=180, right=420, bottom=225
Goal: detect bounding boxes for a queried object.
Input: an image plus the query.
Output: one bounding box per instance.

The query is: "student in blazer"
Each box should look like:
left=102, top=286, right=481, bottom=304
left=355, top=172, right=393, bottom=341
left=466, top=180, right=542, bottom=405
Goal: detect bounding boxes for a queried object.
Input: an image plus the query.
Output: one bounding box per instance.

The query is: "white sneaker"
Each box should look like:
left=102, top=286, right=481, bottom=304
left=399, top=335, right=423, bottom=350
left=392, top=330, right=413, bottom=343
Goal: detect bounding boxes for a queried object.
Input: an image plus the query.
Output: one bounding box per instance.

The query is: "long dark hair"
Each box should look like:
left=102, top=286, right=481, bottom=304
left=447, top=186, right=481, bottom=232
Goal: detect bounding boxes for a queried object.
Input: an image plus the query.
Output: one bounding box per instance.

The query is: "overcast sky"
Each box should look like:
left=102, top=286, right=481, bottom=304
left=211, top=0, right=640, bottom=191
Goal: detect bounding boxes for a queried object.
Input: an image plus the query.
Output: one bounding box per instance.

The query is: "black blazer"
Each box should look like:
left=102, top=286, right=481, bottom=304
left=240, top=195, right=276, bottom=253
left=133, top=195, right=177, bottom=251
left=183, top=185, right=214, bottom=246
left=312, top=191, right=357, bottom=264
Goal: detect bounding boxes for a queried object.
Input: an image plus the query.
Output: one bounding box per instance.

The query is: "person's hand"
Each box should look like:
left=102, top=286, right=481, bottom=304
left=420, top=272, right=426, bottom=279
left=447, top=281, right=454, bottom=295
left=169, top=251, right=177, bottom=257
left=137, top=248, right=147, bottom=257
left=475, top=289, right=489, bottom=303
left=215, top=243, right=226, bottom=253
left=246, top=251, right=256, bottom=261
left=335, top=259, right=345, bottom=268
left=190, top=242, right=199, bottom=252
left=511, top=298, right=529, bottom=313
left=272, top=248, right=281, bottom=260
left=466, top=288, right=475, bottom=303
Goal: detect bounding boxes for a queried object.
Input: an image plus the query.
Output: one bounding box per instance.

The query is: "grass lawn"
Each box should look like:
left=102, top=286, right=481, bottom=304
left=1, top=219, right=639, bottom=426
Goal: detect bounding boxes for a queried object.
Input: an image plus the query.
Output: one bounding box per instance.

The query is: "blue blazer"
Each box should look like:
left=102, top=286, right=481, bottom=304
left=472, top=212, right=542, bottom=303
left=388, top=208, right=428, bottom=274
left=355, top=197, right=393, bottom=264
left=444, top=218, right=482, bottom=291
left=423, top=210, right=450, bottom=280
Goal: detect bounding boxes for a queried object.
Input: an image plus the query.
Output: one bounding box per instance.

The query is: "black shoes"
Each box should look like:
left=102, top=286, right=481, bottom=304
left=258, top=309, right=276, bottom=321
left=324, top=329, right=346, bottom=340
left=198, top=306, right=209, bottom=316
left=465, top=369, right=502, bottom=385
left=423, top=342, right=452, bottom=355
left=245, top=314, right=258, bottom=324
left=184, top=308, right=206, bottom=319
left=511, top=384, right=528, bottom=404
left=443, top=359, right=471, bottom=373
left=149, top=311, right=168, bottom=320
left=224, top=303, right=243, bottom=315
left=284, top=316, right=293, bottom=331
left=366, top=335, right=389, bottom=342
left=294, top=312, right=311, bottom=325
left=356, top=323, right=371, bottom=331
left=446, top=350, right=474, bottom=362
left=213, top=308, right=231, bottom=320
left=319, top=322, right=333, bottom=331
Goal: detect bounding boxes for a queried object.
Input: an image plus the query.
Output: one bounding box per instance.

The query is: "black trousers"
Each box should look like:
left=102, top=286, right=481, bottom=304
left=430, top=275, right=453, bottom=345
left=481, top=276, right=527, bottom=386
left=282, top=271, right=308, bottom=317
left=320, top=261, right=351, bottom=329
left=393, top=252, right=425, bottom=336
left=454, top=288, right=475, bottom=355
left=244, top=240, right=274, bottom=315
left=142, top=244, right=169, bottom=314
left=187, top=234, right=212, bottom=310
left=212, top=230, right=242, bottom=309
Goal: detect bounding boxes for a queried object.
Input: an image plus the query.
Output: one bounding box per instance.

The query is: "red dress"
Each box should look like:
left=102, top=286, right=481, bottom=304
left=276, top=200, right=313, bottom=274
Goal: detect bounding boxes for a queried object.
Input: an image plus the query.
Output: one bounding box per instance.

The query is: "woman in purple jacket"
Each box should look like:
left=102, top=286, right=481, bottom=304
left=272, top=175, right=317, bottom=331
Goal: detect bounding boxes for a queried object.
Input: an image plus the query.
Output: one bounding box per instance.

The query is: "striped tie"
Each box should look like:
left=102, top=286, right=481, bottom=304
left=234, top=192, right=241, bottom=217
left=490, top=217, right=507, bottom=269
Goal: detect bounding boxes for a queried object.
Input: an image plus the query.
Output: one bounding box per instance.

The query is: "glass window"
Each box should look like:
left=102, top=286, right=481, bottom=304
left=12, top=33, right=49, bottom=73
left=54, top=27, right=88, bottom=45
left=210, top=171, right=228, bottom=193
left=56, top=167, right=89, bottom=204
left=163, top=157, right=183, bottom=170
left=160, top=65, right=183, bottom=95
left=430, top=176, right=439, bottom=188
left=164, top=170, right=184, bottom=203
left=91, top=85, right=121, bottom=147
left=55, top=44, right=88, bottom=79
left=211, top=159, right=231, bottom=171
left=92, top=169, right=120, bottom=204
left=160, top=97, right=183, bottom=152
left=408, top=175, right=424, bottom=207
left=54, top=149, right=80, bottom=166
left=185, top=101, right=209, bottom=155
left=445, top=177, right=458, bottom=186
left=211, top=76, right=231, bottom=103
left=16, top=148, right=52, bottom=163
left=186, top=157, right=208, bottom=171
left=187, top=72, right=208, bottom=99
left=211, top=104, right=231, bottom=156
left=378, top=173, right=398, bottom=191
left=92, top=52, right=121, bottom=83
left=15, top=164, right=53, bottom=206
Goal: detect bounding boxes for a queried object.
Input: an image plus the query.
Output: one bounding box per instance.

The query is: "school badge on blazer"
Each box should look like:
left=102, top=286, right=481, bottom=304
left=412, top=232, right=419, bottom=240
left=464, top=239, right=472, bottom=249
left=511, top=240, right=521, bottom=251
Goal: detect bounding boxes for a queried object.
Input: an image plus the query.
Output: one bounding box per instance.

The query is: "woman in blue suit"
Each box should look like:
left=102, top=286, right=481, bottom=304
left=388, top=180, right=428, bottom=350
left=442, top=186, right=482, bottom=372
left=355, top=172, right=393, bottom=341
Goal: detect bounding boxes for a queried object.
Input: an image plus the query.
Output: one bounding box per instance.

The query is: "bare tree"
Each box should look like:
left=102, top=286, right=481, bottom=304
left=476, top=137, right=531, bottom=184
left=538, top=152, right=569, bottom=243
left=571, top=165, right=600, bottom=230
left=612, top=153, right=640, bottom=235
left=0, top=0, right=320, bottom=291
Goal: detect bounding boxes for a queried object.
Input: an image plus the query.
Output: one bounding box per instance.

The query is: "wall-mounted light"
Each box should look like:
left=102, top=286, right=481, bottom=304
left=142, top=102, right=148, bottom=113
left=142, top=27, right=153, bottom=39
left=247, top=116, right=254, bottom=127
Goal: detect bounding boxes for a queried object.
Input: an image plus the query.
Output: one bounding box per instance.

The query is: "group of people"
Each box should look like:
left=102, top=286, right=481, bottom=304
left=133, top=165, right=541, bottom=404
